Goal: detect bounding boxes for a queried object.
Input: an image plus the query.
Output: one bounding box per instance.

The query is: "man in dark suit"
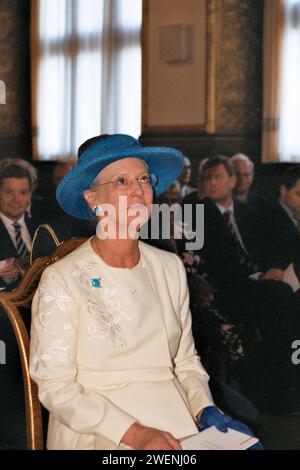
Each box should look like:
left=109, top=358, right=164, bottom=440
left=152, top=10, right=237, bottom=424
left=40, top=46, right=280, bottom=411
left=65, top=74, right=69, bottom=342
left=264, top=166, right=300, bottom=269
left=183, top=156, right=300, bottom=412
left=0, top=163, right=43, bottom=291
left=0, top=162, right=46, bottom=448
left=0, top=157, right=48, bottom=226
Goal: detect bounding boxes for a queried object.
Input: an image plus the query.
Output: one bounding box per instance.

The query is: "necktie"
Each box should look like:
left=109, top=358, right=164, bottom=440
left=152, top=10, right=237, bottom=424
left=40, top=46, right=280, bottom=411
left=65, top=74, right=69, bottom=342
left=223, top=211, right=258, bottom=274
left=12, top=223, right=29, bottom=258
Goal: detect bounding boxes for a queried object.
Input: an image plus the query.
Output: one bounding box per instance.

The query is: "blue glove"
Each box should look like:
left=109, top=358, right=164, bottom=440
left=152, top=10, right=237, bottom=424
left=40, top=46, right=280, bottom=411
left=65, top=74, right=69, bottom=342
left=199, top=406, right=263, bottom=450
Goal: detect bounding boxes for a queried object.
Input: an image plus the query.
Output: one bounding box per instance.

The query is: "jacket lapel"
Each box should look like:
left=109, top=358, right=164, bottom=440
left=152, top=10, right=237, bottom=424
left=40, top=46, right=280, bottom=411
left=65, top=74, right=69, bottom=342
left=0, top=219, right=18, bottom=258
left=25, top=213, right=42, bottom=238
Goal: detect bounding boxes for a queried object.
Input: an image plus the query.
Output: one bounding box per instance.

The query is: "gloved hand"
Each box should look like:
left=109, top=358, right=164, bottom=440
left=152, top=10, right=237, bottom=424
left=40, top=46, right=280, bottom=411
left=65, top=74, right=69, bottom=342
left=199, top=406, right=263, bottom=450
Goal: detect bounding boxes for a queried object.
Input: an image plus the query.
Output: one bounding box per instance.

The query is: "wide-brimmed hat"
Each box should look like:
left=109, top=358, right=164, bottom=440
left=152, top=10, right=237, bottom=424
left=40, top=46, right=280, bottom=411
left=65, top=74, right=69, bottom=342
left=56, top=134, right=184, bottom=220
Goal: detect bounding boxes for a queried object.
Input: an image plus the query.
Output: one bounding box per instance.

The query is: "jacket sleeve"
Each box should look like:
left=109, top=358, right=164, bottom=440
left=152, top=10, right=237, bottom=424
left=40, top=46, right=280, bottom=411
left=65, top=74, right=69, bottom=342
left=173, top=256, right=214, bottom=418
left=29, top=266, right=136, bottom=446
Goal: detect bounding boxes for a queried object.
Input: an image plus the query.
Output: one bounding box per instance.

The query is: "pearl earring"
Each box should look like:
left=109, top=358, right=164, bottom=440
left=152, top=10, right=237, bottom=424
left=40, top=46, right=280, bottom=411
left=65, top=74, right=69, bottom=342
left=93, top=205, right=102, bottom=216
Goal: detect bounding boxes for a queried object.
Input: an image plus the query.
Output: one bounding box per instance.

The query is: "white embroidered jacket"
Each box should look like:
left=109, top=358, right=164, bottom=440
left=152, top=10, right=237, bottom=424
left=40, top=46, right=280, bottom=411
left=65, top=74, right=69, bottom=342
left=29, top=240, right=213, bottom=449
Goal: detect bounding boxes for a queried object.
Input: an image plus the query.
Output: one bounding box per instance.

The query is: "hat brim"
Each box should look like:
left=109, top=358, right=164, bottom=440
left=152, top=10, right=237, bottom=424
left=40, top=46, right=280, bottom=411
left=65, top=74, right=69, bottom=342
left=56, top=146, right=183, bottom=220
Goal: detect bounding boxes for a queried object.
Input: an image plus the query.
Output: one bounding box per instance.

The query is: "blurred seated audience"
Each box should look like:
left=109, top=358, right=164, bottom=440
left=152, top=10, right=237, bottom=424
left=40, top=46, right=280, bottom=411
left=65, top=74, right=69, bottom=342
left=182, top=155, right=300, bottom=413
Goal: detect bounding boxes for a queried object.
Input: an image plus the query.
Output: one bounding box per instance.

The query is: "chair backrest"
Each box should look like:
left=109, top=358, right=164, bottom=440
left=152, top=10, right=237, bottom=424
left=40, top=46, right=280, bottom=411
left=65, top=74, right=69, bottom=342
left=0, top=238, right=87, bottom=450
left=52, top=237, right=88, bottom=259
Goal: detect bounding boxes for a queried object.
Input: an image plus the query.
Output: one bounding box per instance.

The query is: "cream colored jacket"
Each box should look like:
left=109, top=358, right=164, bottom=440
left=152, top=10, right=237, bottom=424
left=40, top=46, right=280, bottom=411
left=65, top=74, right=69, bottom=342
left=29, top=240, right=213, bottom=449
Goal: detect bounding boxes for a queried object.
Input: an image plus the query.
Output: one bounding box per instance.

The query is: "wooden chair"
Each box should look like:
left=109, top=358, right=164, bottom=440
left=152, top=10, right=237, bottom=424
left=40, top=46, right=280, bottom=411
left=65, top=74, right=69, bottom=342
left=0, top=238, right=87, bottom=449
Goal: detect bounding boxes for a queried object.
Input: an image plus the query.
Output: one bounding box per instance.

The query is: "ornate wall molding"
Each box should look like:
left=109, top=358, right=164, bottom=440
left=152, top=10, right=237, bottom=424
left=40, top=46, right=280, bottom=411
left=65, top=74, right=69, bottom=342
left=263, top=117, right=280, bottom=132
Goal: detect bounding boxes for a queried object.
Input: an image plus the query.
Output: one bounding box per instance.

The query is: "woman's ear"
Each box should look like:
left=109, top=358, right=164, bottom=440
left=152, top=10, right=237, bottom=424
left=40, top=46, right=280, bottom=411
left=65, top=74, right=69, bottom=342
left=83, top=189, right=97, bottom=211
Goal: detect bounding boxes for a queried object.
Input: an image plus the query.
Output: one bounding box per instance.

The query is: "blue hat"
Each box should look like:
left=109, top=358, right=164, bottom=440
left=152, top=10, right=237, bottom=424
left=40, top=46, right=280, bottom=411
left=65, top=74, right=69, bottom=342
left=56, top=134, right=184, bottom=220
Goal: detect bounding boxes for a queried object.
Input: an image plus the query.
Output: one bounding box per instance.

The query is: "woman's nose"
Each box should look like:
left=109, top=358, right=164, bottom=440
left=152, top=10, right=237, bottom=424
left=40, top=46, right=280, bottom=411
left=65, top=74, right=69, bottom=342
left=130, top=178, right=144, bottom=194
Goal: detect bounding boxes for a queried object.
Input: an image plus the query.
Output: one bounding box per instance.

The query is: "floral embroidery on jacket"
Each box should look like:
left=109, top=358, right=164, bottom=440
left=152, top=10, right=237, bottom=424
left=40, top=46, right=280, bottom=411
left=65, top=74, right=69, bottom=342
left=87, top=287, right=131, bottom=350
left=72, top=260, right=98, bottom=286
left=38, top=272, right=72, bottom=327
left=32, top=339, right=70, bottom=373
left=38, top=309, right=56, bottom=327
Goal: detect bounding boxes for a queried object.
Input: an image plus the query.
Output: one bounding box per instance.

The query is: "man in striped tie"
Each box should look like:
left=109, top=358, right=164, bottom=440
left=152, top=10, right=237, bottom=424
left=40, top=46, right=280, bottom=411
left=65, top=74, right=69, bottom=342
left=0, top=162, right=42, bottom=291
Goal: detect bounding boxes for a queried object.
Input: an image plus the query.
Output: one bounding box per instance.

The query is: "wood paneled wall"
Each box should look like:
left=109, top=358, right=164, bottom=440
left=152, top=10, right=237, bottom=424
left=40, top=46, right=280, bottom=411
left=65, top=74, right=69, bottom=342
left=141, top=0, right=264, bottom=175
left=0, top=0, right=31, bottom=159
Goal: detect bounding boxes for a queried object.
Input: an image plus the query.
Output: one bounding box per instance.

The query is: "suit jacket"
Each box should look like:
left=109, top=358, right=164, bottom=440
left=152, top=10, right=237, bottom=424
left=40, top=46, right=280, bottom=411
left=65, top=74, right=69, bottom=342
left=28, top=194, right=49, bottom=225
left=235, top=190, right=272, bottom=213
left=230, top=199, right=271, bottom=270
left=263, top=201, right=300, bottom=269
left=182, top=195, right=269, bottom=290
left=0, top=214, right=43, bottom=290
left=30, top=240, right=213, bottom=450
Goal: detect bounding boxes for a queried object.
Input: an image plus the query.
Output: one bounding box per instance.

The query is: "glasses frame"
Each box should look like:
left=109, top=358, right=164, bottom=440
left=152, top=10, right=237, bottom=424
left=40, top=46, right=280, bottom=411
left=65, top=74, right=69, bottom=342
left=91, top=173, right=159, bottom=190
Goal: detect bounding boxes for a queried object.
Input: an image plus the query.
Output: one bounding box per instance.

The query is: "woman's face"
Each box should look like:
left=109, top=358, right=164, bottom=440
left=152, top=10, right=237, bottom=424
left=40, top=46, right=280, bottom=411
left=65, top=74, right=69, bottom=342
left=85, top=158, right=153, bottom=236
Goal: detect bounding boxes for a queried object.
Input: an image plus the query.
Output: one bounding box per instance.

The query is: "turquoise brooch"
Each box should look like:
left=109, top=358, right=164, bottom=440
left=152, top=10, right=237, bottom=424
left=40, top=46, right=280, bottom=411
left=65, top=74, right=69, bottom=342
left=90, top=277, right=102, bottom=288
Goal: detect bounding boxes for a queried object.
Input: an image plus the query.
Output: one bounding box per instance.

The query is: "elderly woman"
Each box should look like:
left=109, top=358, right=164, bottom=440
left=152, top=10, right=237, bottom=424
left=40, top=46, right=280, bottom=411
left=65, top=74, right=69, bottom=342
left=29, top=134, right=260, bottom=450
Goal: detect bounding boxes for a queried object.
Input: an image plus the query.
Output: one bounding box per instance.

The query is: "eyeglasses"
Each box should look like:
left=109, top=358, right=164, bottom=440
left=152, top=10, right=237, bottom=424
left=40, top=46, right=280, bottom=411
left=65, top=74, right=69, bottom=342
left=93, top=173, right=159, bottom=191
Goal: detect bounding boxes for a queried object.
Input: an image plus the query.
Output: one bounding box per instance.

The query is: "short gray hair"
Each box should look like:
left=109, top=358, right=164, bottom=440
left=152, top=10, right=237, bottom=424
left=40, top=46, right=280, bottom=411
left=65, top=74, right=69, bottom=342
left=230, top=153, right=254, bottom=172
